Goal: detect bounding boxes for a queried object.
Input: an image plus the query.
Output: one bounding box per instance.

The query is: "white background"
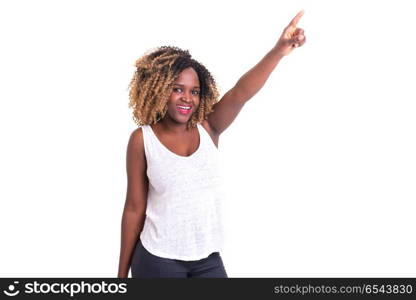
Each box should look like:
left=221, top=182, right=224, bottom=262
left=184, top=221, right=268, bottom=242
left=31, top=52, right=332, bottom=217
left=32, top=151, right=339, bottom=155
left=1, top=0, right=415, bottom=277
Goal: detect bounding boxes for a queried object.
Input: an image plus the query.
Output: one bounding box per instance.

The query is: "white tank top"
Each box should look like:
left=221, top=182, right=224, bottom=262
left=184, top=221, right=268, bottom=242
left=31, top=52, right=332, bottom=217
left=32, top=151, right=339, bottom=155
left=139, top=123, right=225, bottom=261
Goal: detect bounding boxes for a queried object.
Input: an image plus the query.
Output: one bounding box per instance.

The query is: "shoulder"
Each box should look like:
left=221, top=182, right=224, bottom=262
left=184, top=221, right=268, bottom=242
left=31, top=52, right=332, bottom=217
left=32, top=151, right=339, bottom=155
left=127, top=127, right=145, bottom=159
left=201, top=120, right=220, bottom=148
left=129, top=126, right=144, bottom=144
left=126, top=127, right=148, bottom=201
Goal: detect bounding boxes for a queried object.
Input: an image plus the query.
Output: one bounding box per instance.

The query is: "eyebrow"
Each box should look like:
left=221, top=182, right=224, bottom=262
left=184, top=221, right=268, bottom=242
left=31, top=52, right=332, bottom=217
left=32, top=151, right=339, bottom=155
left=173, top=83, right=200, bottom=88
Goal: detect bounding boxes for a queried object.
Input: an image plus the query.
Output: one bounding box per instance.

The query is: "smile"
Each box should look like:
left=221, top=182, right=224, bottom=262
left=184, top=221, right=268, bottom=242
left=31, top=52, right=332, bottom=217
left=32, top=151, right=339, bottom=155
left=177, top=105, right=192, bottom=115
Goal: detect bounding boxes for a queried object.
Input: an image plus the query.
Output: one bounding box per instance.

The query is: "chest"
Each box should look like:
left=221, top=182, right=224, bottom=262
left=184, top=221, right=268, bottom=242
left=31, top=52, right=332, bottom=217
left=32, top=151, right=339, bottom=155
left=151, top=121, right=218, bottom=157
left=146, top=123, right=222, bottom=193
left=158, top=130, right=200, bottom=157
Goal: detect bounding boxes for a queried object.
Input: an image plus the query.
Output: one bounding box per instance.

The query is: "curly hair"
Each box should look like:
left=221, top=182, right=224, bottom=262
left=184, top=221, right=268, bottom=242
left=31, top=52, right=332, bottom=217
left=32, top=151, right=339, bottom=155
left=128, top=46, right=220, bottom=130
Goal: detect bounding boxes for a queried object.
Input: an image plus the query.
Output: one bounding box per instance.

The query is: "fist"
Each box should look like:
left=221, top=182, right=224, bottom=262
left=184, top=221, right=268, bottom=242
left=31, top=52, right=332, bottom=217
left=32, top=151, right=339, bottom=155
left=274, top=10, right=306, bottom=56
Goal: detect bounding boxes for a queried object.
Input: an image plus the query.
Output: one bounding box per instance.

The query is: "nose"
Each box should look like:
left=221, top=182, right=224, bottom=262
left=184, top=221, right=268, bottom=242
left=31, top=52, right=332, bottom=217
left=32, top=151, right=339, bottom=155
left=181, top=97, right=191, bottom=104
left=181, top=92, right=193, bottom=103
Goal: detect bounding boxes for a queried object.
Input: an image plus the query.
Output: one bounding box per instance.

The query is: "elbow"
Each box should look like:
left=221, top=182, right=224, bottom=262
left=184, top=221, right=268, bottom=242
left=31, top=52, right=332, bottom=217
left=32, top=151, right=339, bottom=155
left=232, top=83, right=255, bottom=103
left=124, top=193, right=147, bottom=215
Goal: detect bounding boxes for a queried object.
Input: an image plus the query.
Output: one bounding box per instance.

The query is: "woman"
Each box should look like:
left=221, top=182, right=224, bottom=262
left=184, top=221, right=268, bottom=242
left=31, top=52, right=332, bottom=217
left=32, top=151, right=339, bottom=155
left=118, top=10, right=306, bottom=278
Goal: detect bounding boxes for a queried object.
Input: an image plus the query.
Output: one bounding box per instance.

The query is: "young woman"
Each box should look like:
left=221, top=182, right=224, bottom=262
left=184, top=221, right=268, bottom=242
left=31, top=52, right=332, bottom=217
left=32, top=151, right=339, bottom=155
left=118, top=10, right=306, bottom=278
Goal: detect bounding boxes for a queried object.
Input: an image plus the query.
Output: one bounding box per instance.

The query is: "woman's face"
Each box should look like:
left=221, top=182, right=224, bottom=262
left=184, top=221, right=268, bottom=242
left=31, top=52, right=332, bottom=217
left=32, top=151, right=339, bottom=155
left=163, top=67, right=201, bottom=125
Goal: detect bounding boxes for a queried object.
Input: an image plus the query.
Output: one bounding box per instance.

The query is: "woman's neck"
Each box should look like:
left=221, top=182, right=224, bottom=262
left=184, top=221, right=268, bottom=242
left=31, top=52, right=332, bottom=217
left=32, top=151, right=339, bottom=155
left=156, top=117, right=192, bottom=135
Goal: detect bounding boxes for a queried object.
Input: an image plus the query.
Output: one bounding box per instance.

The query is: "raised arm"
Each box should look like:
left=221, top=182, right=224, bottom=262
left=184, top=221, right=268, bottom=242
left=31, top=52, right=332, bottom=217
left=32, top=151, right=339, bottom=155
left=206, top=10, right=306, bottom=135
left=118, top=128, right=148, bottom=278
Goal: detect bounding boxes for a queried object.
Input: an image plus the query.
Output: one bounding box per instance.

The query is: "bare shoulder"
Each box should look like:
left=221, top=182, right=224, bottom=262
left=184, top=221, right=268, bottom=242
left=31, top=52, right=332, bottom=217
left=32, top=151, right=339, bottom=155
left=127, top=127, right=146, bottom=162
left=201, top=120, right=220, bottom=148
left=129, top=126, right=143, bottom=147
left=125, top=127, right=148, bottom=212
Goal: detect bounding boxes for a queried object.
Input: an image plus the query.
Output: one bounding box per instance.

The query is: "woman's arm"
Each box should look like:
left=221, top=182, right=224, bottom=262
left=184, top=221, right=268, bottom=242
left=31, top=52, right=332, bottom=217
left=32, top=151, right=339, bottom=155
left=206, top=10, right=306, bottom=135
left=117, top=128, right=148, bottom=278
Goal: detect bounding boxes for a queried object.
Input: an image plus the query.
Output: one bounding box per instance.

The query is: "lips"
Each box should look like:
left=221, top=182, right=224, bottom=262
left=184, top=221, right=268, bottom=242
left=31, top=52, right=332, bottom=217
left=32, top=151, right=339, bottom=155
left=176, top=105, right=192, bottom=115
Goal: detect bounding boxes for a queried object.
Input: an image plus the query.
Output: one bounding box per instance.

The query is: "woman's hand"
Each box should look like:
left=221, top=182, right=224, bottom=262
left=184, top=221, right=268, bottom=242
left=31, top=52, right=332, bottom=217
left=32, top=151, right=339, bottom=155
left=274, top=10, right=306, bottom=57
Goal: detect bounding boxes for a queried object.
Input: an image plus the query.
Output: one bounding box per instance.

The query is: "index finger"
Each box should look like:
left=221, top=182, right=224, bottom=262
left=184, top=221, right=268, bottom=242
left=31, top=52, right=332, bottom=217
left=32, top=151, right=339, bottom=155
left=288, top=10, right=305, bottom=27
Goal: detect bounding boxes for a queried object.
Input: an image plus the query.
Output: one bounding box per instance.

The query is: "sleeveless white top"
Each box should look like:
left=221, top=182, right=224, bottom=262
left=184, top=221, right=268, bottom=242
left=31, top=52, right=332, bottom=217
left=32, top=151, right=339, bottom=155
left=139, top=123, right=225, bottom=261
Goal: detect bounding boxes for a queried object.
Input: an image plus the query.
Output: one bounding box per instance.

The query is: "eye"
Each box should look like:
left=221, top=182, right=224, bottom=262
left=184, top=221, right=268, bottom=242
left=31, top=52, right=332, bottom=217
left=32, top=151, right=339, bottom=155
left=173, top=87, right=183, bottom=93
left=192, top=90, right=200, bottom=95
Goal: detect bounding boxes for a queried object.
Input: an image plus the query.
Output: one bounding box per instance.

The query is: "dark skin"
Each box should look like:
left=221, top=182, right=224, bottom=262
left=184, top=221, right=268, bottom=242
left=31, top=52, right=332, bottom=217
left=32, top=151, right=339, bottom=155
left=151, top=67, right=209, bottom=155
left=118, top=10, right=306, bottom=277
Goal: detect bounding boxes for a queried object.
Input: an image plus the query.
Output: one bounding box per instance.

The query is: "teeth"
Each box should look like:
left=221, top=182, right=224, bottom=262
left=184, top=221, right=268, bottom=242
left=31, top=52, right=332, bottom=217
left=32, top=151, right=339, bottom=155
left=178, top=106, right=191, bottom=110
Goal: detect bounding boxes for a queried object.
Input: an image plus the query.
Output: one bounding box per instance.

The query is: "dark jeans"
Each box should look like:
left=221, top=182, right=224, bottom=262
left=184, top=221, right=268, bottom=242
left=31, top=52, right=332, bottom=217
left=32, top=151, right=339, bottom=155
left=131, top=239, right=228, bottom=278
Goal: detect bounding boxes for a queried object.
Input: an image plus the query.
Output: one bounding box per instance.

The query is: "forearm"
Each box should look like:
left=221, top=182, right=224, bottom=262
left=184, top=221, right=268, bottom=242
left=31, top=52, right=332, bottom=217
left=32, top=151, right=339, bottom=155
left=117, top=209, right=146, bottom=278
left=233, top=47, right=284, bottom=102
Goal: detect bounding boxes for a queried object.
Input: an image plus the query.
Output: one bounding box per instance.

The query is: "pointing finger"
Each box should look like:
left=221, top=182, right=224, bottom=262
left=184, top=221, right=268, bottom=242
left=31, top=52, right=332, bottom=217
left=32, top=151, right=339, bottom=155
left=288, top=10, right=305, bottom=28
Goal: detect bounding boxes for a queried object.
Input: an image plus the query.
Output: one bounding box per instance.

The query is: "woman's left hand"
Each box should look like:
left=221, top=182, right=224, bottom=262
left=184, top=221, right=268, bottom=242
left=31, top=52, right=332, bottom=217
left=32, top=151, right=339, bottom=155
left=274, top=10, right=306, bottom=56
